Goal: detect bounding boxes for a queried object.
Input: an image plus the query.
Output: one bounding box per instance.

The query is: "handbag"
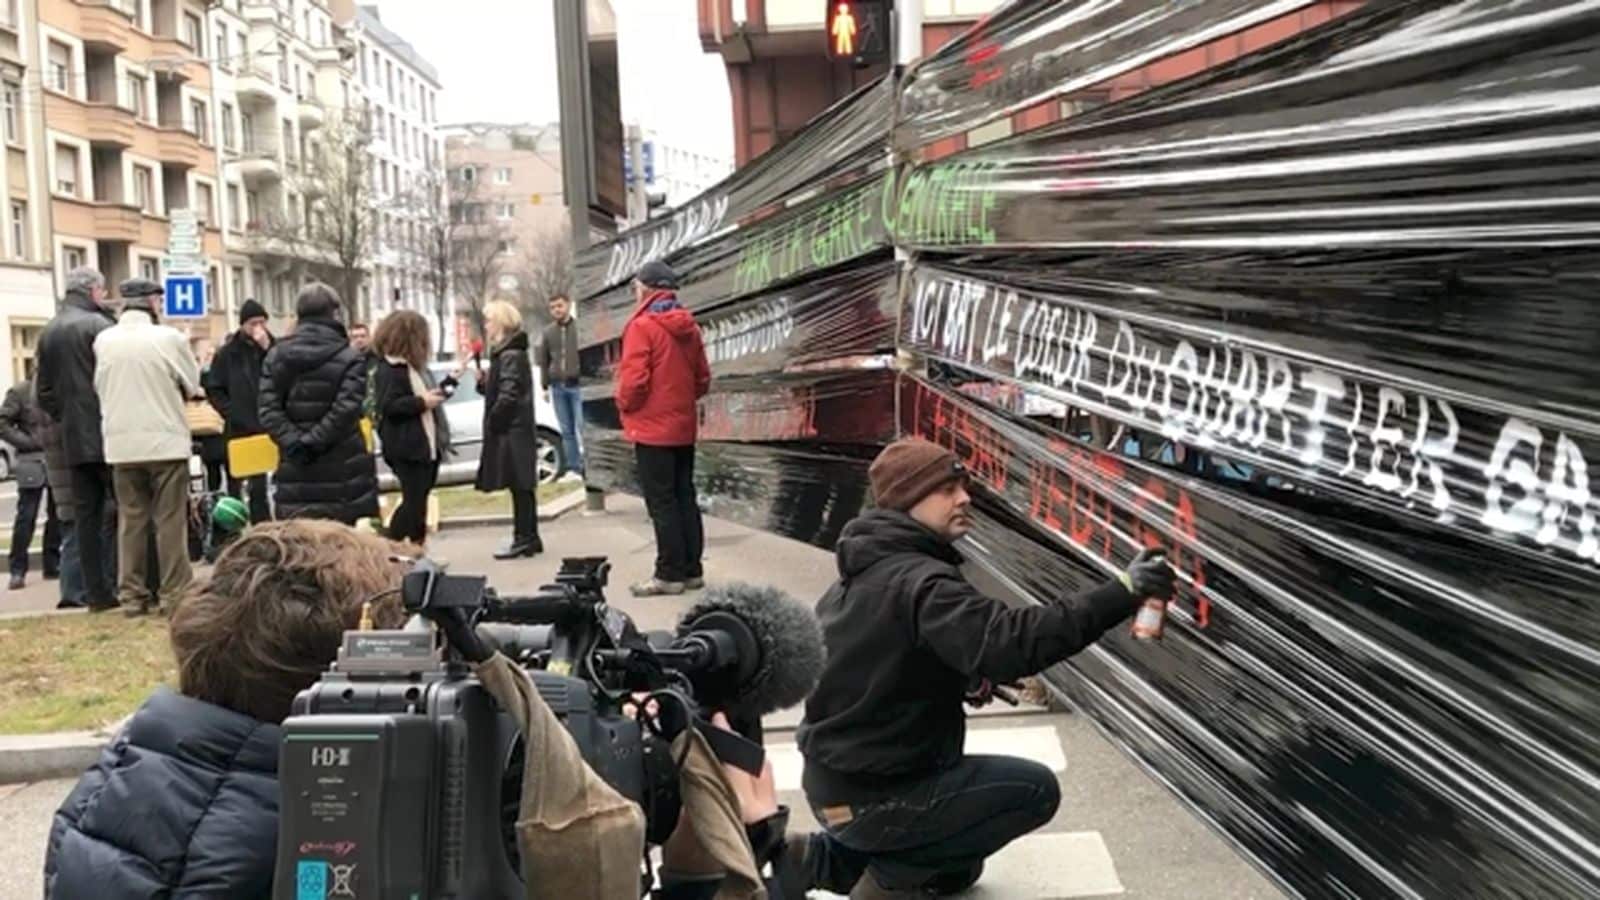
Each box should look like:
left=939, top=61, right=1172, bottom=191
left=186, top=398, right=224, bottom=436
left=14, top=456, right=46, bottom=490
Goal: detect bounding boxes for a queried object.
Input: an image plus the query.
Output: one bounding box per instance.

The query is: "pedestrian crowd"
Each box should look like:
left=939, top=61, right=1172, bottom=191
left=12, top=265, right=590, bottom=616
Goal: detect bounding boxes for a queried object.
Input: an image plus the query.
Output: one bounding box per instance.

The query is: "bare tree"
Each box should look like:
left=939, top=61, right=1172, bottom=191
left=446, top=172, right=514, bottom=341
left=265, top=110, right=384, bottom=319
left=507, top=227, right=575, bottom=328
left=406, top=169, right=454, bottom=354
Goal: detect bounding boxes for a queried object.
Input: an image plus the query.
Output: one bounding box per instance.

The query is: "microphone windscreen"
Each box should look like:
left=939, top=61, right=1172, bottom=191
left=679, top=582, right=825, bottom=715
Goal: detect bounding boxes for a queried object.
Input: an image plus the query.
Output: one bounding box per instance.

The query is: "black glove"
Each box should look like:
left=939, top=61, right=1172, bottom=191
left=433, top=607, right=493, bottom=664
left=1120, top=547, right=1175, bottom=599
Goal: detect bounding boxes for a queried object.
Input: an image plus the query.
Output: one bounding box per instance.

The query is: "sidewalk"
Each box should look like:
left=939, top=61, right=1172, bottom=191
left=0, top=495, right=1283, bottom=898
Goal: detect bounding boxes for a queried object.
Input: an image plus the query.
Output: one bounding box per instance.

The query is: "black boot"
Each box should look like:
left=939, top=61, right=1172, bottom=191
left=493, top=536, right=543, bottom=560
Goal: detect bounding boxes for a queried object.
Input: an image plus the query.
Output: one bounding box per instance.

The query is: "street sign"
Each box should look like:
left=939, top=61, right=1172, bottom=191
left=623, top=140, right=655, bottom=187
left=164, top=275, right=206, bottom=319
left=825, top=0, right=890, bottom=66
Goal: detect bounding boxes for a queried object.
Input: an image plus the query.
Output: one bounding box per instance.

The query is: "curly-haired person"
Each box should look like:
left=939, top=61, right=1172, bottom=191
left=43, top=521, right=409, bottom=899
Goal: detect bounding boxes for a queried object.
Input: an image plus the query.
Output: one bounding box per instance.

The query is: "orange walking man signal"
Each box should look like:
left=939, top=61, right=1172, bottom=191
left=831, top=2, right=858, bottom=56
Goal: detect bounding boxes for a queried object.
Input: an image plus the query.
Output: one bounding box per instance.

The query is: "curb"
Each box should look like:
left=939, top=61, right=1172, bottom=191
left=437, top=485, right=587, bottom=531
left=0, top=730, right=110, bottom=785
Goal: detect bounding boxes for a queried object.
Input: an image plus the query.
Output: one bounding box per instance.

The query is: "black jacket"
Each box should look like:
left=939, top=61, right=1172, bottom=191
left=796, top=510, right=1140, bottom=804
left=374, top=358, right=451, bottom=464
left=206, top=329, right=272, bottom=436
left=0, top=378, right=46, bottom=457
left=474, top=330, right=539, bottom=492
left=258, top=316, right=378, bottom=523
left=539, top=317, right=581, bottom=385
left=36, top=291, right=117, bottom=466
left=44, top=687, right=280, bottom=899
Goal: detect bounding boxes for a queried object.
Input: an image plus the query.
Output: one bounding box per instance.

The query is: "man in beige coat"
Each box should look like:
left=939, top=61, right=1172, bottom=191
left=93, top=279, right=203, bottom=615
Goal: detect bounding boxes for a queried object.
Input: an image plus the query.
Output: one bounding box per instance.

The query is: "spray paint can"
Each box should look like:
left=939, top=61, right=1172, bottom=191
left=1130, top=598, right=1167, bottom=640
left=1129, top=552, right=1169, bottom=640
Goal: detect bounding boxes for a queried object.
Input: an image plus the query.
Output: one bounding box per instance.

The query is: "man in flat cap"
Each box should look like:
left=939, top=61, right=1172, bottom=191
left=793, top=437, right=1176, bottom=898
left=93, top=278, right=203, bottom=616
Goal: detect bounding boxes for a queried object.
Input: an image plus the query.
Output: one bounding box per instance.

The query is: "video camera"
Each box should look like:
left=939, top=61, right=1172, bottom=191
left=273, top=556, right=824, bottom=900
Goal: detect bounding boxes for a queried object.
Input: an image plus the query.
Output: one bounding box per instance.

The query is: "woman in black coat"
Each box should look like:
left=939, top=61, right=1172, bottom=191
left=373, top=310, right=451, bottom=546
left=475, top=300, right=542, bottom=558
left=257, top=284, right=379, bottom=525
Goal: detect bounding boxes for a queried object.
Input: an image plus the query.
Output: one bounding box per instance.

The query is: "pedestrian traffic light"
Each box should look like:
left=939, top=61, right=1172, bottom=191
left=826, top=0, right=890, bottom=66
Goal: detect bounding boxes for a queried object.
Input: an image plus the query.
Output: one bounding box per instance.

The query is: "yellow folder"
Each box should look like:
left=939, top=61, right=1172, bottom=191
left=227, top=434, right=279, bottom=478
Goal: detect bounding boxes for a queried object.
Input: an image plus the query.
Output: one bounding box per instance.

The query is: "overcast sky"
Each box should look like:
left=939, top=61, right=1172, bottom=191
left=370, top=0, right=735, bottom=163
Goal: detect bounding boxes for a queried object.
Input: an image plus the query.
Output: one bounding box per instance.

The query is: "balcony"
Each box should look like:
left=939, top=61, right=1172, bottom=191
left=235, top=64, right=279, bottom=103
left=92, top=203, right=142, bottom=243
left=84, top=103, right=137, bottom=147
left=233, top=150, right=282, bottom=184
left=149, top=39, right=206, bottom=83
left=78, top=2, right=133, bottom=52
left=157, top=125, right=204, bottom=169
left=297, top=99, right=325, bottom=130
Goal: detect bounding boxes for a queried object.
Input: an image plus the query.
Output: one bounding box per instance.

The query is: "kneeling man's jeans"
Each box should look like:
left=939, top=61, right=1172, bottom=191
left=803, top=754, right=1061, bottom=891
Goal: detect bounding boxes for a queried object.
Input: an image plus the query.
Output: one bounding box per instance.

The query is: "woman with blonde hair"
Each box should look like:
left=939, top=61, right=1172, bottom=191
left=474, top=300, right=541, bottom=557
left=373, top=310, right=451, bottom=546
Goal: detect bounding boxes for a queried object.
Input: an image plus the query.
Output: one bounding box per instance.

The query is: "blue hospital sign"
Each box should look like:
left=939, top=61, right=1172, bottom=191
left=164, top=275, right=206, bottom=319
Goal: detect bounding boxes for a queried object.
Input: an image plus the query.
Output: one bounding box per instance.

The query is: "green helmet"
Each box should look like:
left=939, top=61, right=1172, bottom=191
left=211, top=496, right=250, bottom=533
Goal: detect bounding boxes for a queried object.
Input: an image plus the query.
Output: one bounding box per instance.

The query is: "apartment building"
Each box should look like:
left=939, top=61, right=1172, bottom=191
left=0, top=0, right=59, bottom=387
left=442, top=122, right=568, bottom=266
left=348, top=3, right=443, bottom=329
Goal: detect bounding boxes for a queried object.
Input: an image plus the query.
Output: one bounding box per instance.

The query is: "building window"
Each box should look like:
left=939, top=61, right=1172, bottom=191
left=495, top=167, right=512, bottom=184
left=138, top=257, right=158, bottom=281
left=9, top=201, right=25, bottom=260
left=47, top=40, right=70, bottom=93
left=241, top=111, right=255, bottom=152
left=184, top=12, right=203, bottom=51
left=246, top=189, right=259, bottom=225
left=301, top=9, right=310, bottom=39
left=230, top=266, right=244, bottom=305
left=133, top=165, right=154, bottom=213
left=127, top=73, right=148, bottom=121
left=341, top=80, right=350, bottom=109
left=215, top=30, right=228, bottom=69
left=0, top=0, right=16, bottom=30
left=221, top=103, right=236, bottom=150
left=2, top=80, right=17, bottom=144
left=498, top=202, right=514, bottom=219
left=53, top=143, right=78, bottom=196
left=63, top=245, right=86, bottom=272
left=190, top=98, right=208, bottom=142
left=277, top=42, right=288, bottom=86
left=196, top=182, right=214, bottom=225
left=227, top=183, right=240, bottom=228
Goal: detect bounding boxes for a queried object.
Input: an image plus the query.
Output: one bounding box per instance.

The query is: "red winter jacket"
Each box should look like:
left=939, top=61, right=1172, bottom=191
left=615, top=291, right=711, bottom=447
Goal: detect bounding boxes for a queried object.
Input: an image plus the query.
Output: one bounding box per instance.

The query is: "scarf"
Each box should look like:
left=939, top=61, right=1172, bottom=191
left=388, top=356, right=437, bottom=460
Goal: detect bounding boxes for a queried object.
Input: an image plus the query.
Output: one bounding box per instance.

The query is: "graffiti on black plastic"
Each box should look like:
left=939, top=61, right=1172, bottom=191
left=907, top=379, right=1210, bottom=627
left=603, top=194, right=731, bottom=287
left=904, top=271, right=1600, bottom=567
left=699, top=387, right=817, bottom=442
left=703, top=298, right=794, bottom=366
left=731, top=175, right=892, bottom=296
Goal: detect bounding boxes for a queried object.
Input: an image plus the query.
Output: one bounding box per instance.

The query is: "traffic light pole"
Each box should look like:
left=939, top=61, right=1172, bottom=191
left=896, top=0, right=921, bottom=67
left=554, top=0, right=592, bottom=254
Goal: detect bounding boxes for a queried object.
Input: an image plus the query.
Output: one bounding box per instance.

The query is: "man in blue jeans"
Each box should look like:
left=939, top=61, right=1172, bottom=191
left=793, top=438, right=1176, bottom=898
left=539, top=293, right=584, bottom=479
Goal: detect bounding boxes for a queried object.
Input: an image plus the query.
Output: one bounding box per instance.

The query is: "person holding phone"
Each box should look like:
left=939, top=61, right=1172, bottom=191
left=372, top=311, right=451, bottom=547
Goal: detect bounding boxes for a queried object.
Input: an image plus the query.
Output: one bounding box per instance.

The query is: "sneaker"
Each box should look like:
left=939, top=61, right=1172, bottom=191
left=559, top=470, right=584, bottom=483
left=630, top=578, right=685, bottom=597
left=684, top=577, right=706, bottom=591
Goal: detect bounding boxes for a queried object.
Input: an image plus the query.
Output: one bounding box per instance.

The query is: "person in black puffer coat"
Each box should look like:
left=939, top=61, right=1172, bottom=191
left=257, top=283, right=378, bottom=524
left=43, top=520, right=409, bottom=899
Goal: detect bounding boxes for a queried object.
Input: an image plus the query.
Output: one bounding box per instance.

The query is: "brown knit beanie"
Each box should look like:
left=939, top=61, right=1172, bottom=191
left=869, top=438, right=968, bottom=512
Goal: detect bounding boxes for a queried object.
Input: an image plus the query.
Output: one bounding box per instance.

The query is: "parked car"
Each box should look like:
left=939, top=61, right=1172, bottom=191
left=376, top=361, right=565, bottom=491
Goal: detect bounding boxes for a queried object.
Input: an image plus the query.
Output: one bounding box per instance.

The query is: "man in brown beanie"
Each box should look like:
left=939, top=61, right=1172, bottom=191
left=791, top=437, right=1174, bottom=898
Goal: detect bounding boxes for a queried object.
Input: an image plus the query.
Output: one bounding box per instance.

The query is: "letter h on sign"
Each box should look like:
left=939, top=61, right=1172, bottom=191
left=164, top=274, right=207, bottom=319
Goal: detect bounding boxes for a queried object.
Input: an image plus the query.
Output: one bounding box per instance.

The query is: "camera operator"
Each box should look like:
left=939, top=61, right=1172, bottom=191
left=793, top=438, right=1176, bottom=899
left=44, top=521, right=408, bottom=898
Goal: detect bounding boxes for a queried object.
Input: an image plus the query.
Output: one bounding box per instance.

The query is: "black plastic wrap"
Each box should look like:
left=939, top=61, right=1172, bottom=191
left=903, top=374, right=1600, bottom=899
left=896, top=0, right=1322, bottom=151
left=575, top=76, right=894, bottom=299
left=576, top=2, right=1600, bottom=896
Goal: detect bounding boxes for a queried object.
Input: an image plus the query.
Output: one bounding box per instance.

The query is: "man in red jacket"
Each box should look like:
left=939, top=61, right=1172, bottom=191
left=616, top=260, right=712, bottom=596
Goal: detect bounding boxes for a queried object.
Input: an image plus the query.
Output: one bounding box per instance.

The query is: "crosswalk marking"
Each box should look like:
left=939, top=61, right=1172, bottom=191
left=811, top=832, right=1124, bottom=899
left=766, top=725, right=1067, bottom=794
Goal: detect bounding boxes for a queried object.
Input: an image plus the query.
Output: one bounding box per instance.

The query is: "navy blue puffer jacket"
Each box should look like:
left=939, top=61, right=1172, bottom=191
left=44, top=687, right=281, bottom=899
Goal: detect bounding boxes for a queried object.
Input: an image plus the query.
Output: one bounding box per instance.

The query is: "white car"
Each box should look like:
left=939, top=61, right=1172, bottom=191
left=377, top=362, right=566, bottom=490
